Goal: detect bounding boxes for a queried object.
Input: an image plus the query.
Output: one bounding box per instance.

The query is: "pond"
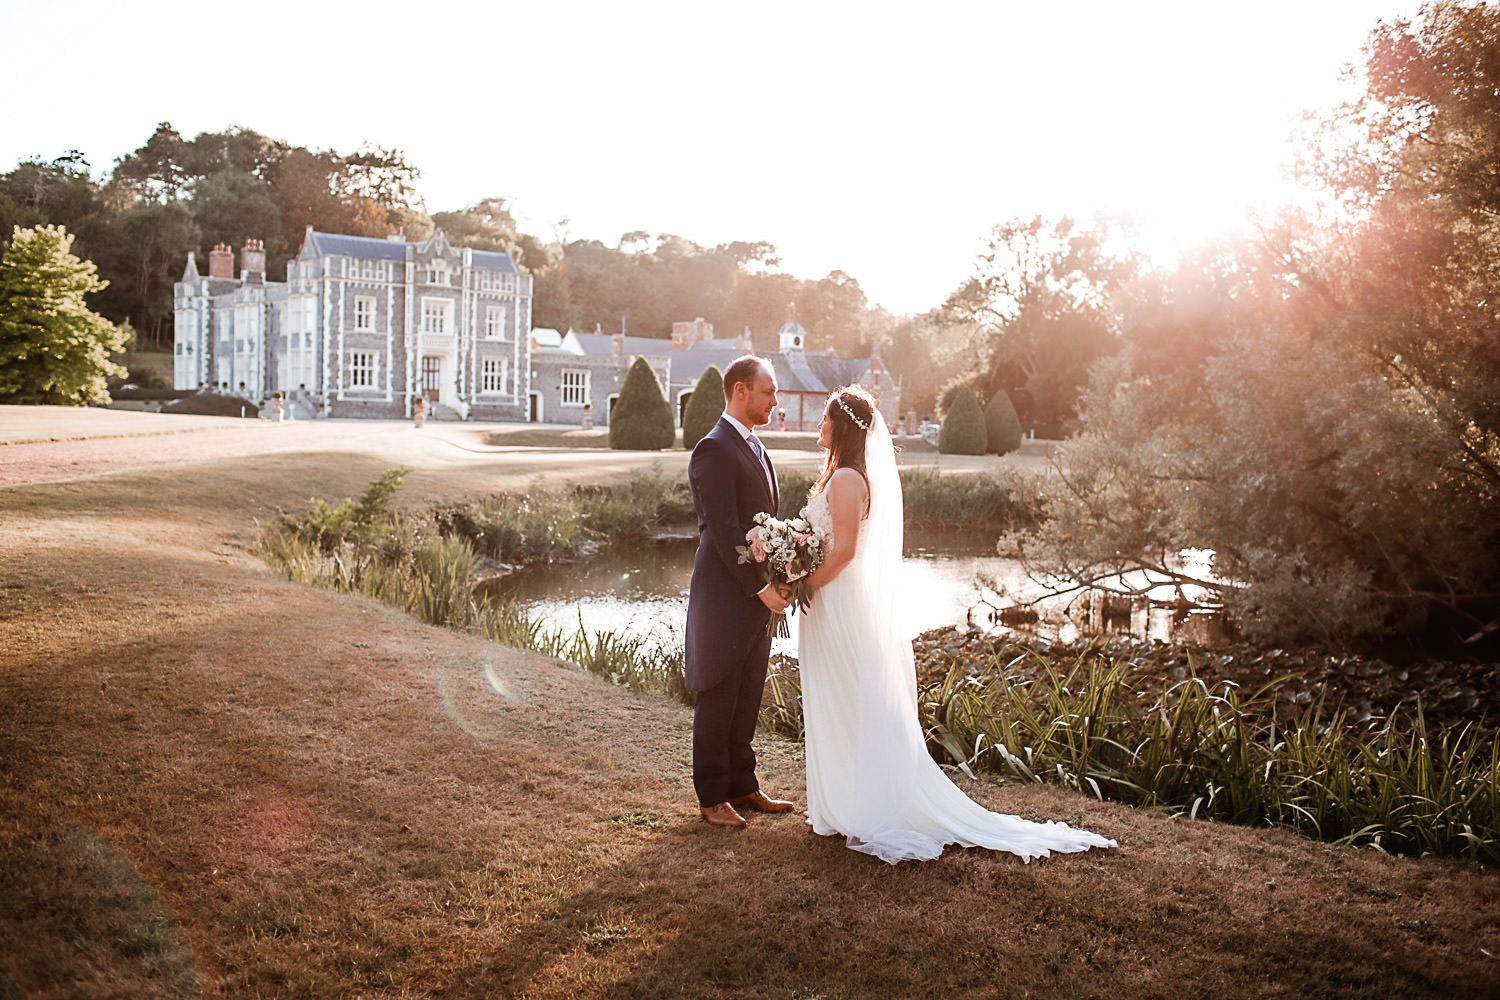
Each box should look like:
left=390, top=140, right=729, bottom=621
left=487, top=529, right=1229, bottom=656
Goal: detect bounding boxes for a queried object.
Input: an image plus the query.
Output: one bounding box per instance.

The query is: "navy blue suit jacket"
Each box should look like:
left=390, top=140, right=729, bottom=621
left=684, top=417, right=779, bottom=692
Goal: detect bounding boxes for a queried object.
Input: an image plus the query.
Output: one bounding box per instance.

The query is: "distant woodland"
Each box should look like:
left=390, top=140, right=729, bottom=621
left=0, top=129, right=963, bottom=408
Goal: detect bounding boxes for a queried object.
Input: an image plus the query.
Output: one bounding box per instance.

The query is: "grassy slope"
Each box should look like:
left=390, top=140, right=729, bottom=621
left=0, top=428, right=1497, bottom=999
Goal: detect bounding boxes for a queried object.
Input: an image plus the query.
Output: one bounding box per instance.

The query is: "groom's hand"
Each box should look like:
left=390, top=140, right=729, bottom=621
left=757, top=583, right=790, bottom=613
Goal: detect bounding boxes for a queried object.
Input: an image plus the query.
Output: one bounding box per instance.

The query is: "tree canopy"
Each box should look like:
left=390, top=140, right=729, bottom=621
left=1003, top=1, right=1500, bottom=649
left=0, top=224, right=127, bottom=405
left=0, top=126, right=905, bottom=360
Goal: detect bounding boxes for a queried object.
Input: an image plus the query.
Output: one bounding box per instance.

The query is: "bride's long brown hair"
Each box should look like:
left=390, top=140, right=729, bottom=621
left=810, top=385, right=876, bottom=505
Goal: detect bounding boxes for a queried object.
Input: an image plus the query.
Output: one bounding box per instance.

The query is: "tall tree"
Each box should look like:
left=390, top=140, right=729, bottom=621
left=0, top=225, right=127, bottom=405
left=1009, top=2, right=1500, bottom=647
left=191, top=171, right=283, bottom=266
left=796, top=270, right=868, bottom=354
left=110, top=122, right=190, bottom=202
left=431, top=197, right=520, bottom=253
left=92, top=202, right=200, bottom=347
left=941, top=215, right=1132, bottom=428
left=0, top=152, right=101, bottom=236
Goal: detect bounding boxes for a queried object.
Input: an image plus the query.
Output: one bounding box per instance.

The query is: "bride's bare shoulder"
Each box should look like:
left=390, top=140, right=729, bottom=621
left=826, top=467, right=869, bottom=505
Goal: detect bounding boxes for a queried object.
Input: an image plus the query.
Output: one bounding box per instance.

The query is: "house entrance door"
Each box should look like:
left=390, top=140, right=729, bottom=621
left=421, top=356, right=441, bottom=402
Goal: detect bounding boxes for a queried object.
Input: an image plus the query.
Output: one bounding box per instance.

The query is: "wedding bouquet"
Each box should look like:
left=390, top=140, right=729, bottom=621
left=736, top=510, right=827, bottom=636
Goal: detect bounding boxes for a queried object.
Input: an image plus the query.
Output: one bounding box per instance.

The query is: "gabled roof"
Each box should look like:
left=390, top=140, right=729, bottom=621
left=667, top=349, right=876, bottom=393
left=300, top=229, right=519, bottom=272
left=470, top=249, right=519, bottom=274
left=565, top=332, right=673, bottom=357
left=306, top=231, right=409, bottom=262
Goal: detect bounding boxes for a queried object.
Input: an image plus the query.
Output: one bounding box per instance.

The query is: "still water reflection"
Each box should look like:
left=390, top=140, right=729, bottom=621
left=492, top=531, right=1224, bottom=656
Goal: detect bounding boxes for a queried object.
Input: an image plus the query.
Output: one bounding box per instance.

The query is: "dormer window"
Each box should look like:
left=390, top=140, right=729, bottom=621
left=427, top=262, right=449, bottom=285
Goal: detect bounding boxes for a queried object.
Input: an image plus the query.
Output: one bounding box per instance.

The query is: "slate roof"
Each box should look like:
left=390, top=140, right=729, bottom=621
left=549, top=326, right=880, bottom=394
left=304, top=230, right=519, bottom=271
left=306, top=231, right=408, bottom=262
left=668, top=348, right=874, bottom=393
left=565, top=332, right=674, bottom=357
left=469, top=249, right=520, bottom=274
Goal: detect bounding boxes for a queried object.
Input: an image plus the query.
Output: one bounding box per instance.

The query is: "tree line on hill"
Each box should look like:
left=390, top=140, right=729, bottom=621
left=0, top=128, right=959, bottom=415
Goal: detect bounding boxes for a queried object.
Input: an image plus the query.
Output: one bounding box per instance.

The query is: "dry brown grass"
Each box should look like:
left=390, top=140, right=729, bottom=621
left=2, top=420, right=1498, bottom=998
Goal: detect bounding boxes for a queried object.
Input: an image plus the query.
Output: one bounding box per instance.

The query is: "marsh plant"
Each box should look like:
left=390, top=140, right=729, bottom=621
left=777, top=466, right=1039, bottom=531
left=433, top=465, right=692, bottom=563
left=265, top=468, right=692, bottom=699
left=918, top=648, right=1500, bottom=865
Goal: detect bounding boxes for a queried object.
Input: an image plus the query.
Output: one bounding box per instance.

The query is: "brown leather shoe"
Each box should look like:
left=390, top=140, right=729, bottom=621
left=729, top=790, right=795, bottom=814
left=700, top=802, right=747, bottom=828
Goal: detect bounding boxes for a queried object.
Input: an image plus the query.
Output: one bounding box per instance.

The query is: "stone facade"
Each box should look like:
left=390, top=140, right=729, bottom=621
left=528, top=329, right=671, bottom=425
left=531, top=318, right=901, bottom=430
left=173, top=228, right=533, bottom=420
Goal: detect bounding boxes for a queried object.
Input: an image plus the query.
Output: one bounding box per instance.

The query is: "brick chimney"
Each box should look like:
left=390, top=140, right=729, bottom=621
left=208, top=243, right=234, bottom=279
left=671, top=317, right=713, bottom=351
left=241, top=239, right=266, bottom=282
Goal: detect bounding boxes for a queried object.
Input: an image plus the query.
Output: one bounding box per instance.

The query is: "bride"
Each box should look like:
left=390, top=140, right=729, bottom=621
left=797, top=386, right=1117, bottom=864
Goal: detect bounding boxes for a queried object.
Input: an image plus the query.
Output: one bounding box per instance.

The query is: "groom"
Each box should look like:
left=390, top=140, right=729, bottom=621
left=685, top=354, right=796, bottom=829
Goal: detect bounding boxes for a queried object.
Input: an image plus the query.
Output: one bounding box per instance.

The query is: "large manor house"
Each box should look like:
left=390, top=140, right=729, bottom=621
left=174, top=227, right=531, bottom=421
left=173, top=230, right=900, bottom=427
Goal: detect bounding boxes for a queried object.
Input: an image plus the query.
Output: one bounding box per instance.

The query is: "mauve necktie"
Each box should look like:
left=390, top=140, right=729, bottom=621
left=747, top=434, right=774, bottom=496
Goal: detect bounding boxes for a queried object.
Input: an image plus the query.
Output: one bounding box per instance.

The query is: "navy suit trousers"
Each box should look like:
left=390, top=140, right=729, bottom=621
left=692, top=632, right=771, bottom=807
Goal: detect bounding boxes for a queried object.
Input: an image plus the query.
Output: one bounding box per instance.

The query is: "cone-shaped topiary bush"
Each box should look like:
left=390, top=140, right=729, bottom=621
left=938, top=385, right=987, bottom=455
left=681, top=365, right=725, bottom=450
left=985, top=389, right=1023, bottom=455
left=609, top=357, right=676, bottom=450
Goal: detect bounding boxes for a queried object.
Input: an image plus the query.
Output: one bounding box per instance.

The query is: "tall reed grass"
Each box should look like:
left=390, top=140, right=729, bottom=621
left=265, top=470, right=692, bottom=703
left=918, top=648, right=1500, bottom=864
left=433, top=465, right=692, bottom=563
left=776, top=467, right=1037, bottom=530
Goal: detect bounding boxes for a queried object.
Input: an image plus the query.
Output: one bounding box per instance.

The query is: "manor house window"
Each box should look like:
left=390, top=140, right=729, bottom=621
left=561, top=369, right=589, bottom=407
left=481, top=357, right=508, bottom=394
left=355, top=296, right=375, bottom=331
left=350, top=351, right=377, bottom=388
left=421, top=300, right=450, bottom=336
left=486, top=306, right=506, bottom=340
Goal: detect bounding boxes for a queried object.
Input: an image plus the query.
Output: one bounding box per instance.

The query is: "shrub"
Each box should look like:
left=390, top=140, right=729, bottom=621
left=938, top=386, right=986, bottom=455
left=985, top=389, right=1023, bottom=454
left=609, top=357, right=676, bottom=450
left=279, top=467, right=411, bottom=554
left=681, top=365, right=725, bottom=450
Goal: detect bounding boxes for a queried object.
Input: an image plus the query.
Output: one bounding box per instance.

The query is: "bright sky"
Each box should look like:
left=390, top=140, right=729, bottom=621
left=2, top=0, right=1418, bottom=315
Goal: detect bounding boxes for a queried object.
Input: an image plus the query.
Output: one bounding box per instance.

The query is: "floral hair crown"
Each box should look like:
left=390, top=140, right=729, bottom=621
left=835, top=394, right=870, bottom=431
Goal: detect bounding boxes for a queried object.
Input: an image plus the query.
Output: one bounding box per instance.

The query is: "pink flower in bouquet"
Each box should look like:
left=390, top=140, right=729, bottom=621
left=745, top=525, right=766, bottom=563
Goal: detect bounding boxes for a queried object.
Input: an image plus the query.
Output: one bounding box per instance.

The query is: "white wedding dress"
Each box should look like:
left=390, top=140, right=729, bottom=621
left=797, top=413, right=1117, bottom=864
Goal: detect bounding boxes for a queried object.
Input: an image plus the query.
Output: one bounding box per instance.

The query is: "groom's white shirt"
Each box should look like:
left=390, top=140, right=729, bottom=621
left=721, top=412, right=775, bottom=497
left=720, top=411, right=754, bottom=440
left=718, top=412, right=777, bottom=599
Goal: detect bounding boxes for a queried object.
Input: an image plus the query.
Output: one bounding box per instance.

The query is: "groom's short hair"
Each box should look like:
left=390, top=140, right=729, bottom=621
left=723, top=354, right=770, bottom=400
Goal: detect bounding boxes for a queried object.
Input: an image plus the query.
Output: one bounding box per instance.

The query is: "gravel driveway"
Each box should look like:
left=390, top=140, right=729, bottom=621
left=0, top=418, right=411, bottom=487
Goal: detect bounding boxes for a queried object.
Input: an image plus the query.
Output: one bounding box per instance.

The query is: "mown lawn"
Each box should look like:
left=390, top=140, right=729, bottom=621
left=1, top=426, right=1496, bottom=998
